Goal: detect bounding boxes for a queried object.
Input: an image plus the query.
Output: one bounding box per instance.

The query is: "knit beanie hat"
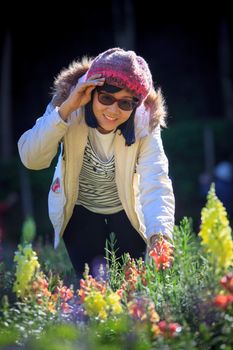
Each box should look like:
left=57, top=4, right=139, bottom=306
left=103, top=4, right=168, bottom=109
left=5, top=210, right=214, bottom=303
left=86, top=48, right=153, bottom=104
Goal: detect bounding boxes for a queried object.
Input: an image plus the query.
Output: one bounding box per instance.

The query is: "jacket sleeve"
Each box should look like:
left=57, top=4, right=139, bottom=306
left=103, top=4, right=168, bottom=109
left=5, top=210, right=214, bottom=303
left=136, top=126, right=175, bottom=241
left=18, top=103, right=69, bottom=170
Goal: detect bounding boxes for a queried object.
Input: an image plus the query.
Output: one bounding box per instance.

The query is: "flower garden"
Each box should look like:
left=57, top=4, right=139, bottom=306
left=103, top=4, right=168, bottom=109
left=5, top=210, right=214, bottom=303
left=0, top=184, right=233, bottom=349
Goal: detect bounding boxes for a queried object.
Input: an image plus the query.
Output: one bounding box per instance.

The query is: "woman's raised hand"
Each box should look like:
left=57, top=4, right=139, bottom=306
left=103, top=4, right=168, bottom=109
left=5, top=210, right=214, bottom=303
left=58, top=74, right=105, bottom=121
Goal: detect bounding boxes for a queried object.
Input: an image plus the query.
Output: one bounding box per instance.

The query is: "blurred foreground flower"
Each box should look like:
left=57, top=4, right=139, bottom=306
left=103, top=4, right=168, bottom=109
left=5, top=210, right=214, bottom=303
left=213, top=272, right=233, bottom=310
left=220, top=272, right=233, bottom=293
left=213, top=294, right=233, bottom=309
left=158, top=320, right=182, bottom=337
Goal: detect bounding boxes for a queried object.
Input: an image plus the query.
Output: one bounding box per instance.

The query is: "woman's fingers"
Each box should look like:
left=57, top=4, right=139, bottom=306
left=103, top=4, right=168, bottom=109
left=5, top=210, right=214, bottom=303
left=85, top=77, right=105, bottom=86
left=60, top=75, right=105, bottom=118
left=84, top=75, right=105, bottom=86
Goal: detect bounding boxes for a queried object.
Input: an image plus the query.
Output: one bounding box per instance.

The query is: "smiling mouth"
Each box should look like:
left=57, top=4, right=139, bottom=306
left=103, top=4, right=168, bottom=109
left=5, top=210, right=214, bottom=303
left=104, top=114, right=118, bottom=121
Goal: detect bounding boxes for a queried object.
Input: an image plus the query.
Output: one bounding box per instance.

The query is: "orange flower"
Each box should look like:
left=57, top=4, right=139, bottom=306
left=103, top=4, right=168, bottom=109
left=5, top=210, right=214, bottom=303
left=56, top=286, right=73, bottom=302
left=32, top=275, right=51, bottom=297
left=115, top=286, right=125, bottom=299
left=149, top=238, right=174, bottom=270
left=37, top=276, right=49, bottom=290
left=151, top=323, right=161, bottom=336
left=47, top=301, right=56, bottom=314
left=78, top=275, right=106, bottom=303
left=116, top=257, right=147, bottom=299
left=127, top=297, right=160, bottom=326
left=50, top=293, right=59, bottom=303
left=148, top=302, right=160, bottom=324
left=78, top=288, right=86, bottom=303
left=213, top=294, right=233, bottom=309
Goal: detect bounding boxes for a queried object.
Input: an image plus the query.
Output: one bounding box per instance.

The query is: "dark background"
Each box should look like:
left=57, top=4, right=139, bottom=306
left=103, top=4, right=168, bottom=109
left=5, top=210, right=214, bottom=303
left=1, top=2, right=233, bottom=247
left=7, top=3, right=231, bottom=135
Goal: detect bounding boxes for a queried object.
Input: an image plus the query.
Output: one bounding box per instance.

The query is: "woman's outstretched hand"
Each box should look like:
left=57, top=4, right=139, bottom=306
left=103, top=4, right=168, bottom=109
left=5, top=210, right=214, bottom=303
left=58, top=74, right=105, bottom=121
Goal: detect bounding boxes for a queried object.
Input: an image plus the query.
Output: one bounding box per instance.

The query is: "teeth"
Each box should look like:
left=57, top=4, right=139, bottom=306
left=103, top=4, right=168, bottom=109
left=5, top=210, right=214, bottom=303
left=105, top=114, right=117, bottom=121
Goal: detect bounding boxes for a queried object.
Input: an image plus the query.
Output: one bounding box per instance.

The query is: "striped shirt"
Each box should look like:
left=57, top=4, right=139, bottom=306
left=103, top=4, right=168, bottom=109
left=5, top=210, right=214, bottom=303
left=77, top=129, right=123, bottom=214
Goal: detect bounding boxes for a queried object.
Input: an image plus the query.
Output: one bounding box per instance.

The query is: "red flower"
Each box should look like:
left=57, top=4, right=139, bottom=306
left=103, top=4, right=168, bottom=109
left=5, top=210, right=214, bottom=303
left=149, top=238, right=174, bottom=270
left=220, top=273, right=233, bottom=294
left=213, top=294, right=233, bottom=309
left=158, top=320, right=182, bottom=337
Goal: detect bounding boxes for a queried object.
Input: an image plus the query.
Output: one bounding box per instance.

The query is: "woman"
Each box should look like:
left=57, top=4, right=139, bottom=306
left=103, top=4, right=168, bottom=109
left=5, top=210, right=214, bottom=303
left=18, top=48, right=175, bottom=276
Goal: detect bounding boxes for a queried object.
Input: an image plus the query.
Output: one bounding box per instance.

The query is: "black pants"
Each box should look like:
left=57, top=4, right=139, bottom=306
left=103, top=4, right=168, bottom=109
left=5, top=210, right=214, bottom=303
left=63, top=205, right=146, bottom=276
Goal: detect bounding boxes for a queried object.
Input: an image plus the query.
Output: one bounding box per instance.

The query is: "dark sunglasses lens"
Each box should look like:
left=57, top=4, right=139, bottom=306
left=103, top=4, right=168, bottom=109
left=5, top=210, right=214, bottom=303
left=98, top=92, right=137, bottom=111
left=98, top=93, right=114, bottom=105
left=118, top=100, right=134, bottom=111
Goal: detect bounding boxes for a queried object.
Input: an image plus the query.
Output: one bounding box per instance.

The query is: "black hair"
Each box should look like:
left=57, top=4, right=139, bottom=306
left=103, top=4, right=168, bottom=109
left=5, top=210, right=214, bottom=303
left=84, top=84, right=136, bottom=146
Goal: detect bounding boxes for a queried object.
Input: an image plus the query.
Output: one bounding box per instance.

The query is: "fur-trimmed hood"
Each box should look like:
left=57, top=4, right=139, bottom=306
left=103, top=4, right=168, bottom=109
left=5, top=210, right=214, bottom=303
left=51, top=57, right=167, bottom=131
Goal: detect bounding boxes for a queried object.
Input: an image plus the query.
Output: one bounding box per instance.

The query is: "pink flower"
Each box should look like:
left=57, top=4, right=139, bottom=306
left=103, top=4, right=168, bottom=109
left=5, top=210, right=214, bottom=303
left=61, top=302, right=73, bottom=314
left=158, top=320, right=182, bottom=337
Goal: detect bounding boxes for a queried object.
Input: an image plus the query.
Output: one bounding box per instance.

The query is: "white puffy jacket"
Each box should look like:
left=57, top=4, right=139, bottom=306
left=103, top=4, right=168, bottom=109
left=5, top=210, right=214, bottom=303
left=18, top=100, right=175, bottom=249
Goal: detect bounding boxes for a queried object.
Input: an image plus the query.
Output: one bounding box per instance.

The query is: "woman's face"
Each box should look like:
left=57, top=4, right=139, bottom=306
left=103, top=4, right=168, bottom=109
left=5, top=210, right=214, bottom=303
left=92, top=88, right=136, bottom=134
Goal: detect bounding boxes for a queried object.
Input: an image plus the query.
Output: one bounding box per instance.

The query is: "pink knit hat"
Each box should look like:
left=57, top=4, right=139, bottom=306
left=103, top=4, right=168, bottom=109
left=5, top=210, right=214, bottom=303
left=86, top=48, right=153, bottom=103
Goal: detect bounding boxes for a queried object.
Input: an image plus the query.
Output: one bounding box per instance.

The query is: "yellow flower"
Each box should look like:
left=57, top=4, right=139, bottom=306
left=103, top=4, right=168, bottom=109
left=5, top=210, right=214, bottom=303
left=13, top=244, right=40, bottom=298
left=98, top=309, right=108, bottom=320
left=84, top=291, right=107, bottom=319
left=199, top=183, right=233, bottom=271
left=47, top=301, right=56, bottom=314
left=106, top=293, right=123, bottom=314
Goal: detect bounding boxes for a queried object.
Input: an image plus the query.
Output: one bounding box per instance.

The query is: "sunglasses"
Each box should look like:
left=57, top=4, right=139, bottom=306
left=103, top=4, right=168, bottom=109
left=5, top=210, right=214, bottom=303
left=97, top=91, right=139, bottom=111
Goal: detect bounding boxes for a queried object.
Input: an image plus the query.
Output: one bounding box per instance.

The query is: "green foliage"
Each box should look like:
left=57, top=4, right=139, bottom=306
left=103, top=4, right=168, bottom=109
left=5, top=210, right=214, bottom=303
left=34, top=239, right=77, bottom=286
left=0, top=189, right=233, bottom=349
left=26, top=324, right=80, bottom=350
left=105, top=232, right=124, bottom=290
left=0, top=301, right=56, bottom=347
left=0, top=262, right=15, bottom=302
left=142, top=217, right=217, bottom=331
left=0, top=327, right=19, bottom=348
